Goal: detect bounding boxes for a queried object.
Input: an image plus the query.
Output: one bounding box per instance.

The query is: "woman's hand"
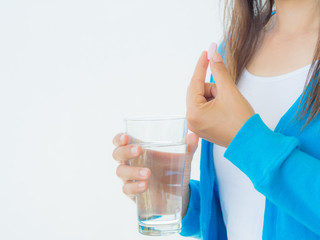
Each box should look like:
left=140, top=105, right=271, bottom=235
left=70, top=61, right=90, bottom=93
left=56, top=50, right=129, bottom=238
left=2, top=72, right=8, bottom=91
left=186, top=44, right=255, bottom=147
left=112, top=132, right=199, bottom=217
left=112, top=133, right=150, bottom=201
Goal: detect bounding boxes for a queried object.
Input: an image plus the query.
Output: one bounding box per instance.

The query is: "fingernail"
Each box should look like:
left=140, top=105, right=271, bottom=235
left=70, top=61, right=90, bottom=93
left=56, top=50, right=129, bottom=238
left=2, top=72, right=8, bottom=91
left=131, top=146, right=138, bottom=155
left=140, top=168, right=148, bottom=177
left=138, top=182, right=145, bottom=188
left=207, top=42, right=217, bottom=60
left=120, top=134, right=125, bottom=144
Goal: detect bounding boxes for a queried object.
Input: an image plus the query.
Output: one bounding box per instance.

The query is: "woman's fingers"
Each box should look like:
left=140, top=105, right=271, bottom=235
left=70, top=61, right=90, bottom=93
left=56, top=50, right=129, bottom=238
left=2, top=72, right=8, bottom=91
left=186, top=132, right=199, bottom=154
left=122, top=180, right=148, bottom=196
left=113, top=133, right=150, bottom=201
left=112, top=133, right=144, bottom=163
left=112, top=133, right=128, bottom=147
left=186, top=51, right=209, bottom=108
left=204, top=82, right=217, bottom=101
left=209, top=50, right=233, bottom=88
left=116, top=164, right=151, bottom=181
left=112, top=144, right=142, bottom=163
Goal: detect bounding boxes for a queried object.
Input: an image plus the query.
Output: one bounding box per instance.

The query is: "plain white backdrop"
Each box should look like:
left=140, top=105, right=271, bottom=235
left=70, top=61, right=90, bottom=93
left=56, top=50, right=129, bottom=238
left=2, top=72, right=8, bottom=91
left=0, top=1, right=223, bottom=239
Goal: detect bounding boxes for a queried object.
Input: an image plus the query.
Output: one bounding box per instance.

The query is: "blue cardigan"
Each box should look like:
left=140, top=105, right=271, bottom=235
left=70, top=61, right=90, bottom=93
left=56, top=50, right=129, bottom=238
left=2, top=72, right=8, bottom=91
left=180, top=42, right=320, bottom=239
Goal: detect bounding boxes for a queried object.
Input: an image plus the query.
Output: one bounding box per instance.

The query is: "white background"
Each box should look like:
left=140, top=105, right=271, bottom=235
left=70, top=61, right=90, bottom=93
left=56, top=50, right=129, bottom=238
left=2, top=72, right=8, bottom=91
left=0, top=1, right=222, bottom=239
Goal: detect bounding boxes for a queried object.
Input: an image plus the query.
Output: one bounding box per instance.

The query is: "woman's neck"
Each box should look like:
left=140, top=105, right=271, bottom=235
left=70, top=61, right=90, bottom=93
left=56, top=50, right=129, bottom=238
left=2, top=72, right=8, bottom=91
left=273, top=0, right=320, bottom=35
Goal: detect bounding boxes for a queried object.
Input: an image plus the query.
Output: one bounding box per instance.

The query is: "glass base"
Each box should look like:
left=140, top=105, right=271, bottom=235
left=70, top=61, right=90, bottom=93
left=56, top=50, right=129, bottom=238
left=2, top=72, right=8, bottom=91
left=138, top=222, right=181, bottom=236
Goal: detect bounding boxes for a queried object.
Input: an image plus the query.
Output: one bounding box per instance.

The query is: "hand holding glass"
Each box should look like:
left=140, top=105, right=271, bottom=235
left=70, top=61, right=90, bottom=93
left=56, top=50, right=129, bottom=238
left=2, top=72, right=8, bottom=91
left=124, top=116, right=188, bottom=236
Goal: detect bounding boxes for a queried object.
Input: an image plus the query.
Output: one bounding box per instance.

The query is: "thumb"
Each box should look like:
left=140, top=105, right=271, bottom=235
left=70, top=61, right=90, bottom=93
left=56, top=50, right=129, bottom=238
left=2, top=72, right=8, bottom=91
left=209, top=48, right=233, bottom=87
left=187, top=132, right=199, bottom=154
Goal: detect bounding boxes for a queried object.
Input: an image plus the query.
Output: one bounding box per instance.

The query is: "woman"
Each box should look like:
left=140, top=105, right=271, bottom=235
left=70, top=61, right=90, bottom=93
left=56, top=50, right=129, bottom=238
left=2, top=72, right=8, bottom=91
left=112, top=0, right=320, bottom=239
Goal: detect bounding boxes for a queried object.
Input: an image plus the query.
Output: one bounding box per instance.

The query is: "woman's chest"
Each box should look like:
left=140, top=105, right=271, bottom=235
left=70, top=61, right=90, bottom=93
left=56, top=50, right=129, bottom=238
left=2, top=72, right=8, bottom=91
left=236, top=67, right=309, bottom=131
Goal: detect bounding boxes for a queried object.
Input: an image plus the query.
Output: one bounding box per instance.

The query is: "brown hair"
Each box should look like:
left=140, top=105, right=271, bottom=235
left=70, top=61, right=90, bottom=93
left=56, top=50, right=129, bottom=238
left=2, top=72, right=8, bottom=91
left=222, top=0, right=320, bottom=129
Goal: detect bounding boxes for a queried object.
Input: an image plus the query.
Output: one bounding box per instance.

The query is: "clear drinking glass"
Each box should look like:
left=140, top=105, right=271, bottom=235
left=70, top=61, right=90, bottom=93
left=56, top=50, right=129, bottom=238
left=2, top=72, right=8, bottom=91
left=124, top=115, right=188, bottom=236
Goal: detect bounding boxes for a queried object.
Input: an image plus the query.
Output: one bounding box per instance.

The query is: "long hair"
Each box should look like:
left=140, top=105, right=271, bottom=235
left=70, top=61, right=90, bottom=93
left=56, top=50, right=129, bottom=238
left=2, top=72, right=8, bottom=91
left=222, top=0, right=320, bottom=129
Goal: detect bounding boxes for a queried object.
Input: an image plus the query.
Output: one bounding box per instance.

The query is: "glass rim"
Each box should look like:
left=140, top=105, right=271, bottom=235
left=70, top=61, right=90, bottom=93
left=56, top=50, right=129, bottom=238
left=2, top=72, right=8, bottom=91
left=124, top=115, right=186, bottom=122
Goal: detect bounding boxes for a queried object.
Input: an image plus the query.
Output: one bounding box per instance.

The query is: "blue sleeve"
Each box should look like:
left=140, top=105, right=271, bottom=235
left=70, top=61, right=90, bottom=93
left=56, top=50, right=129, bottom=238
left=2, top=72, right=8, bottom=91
left=224, top=114, right=320, bottom=235
left=180, top=180, right=201, bottom=238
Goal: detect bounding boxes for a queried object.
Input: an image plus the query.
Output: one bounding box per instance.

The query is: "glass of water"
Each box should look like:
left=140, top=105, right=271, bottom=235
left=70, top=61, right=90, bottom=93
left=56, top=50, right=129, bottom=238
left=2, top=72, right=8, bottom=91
left=124, top=115, right=188, bottom=236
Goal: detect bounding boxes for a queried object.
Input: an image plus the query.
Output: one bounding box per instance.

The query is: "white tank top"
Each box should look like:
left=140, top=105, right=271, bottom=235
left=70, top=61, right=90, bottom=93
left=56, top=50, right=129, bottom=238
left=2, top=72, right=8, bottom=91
left=213, top=63, right=312, bottom=240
